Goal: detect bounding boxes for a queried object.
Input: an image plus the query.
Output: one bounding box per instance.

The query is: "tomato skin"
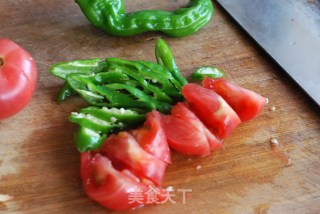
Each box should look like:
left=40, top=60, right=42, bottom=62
left=81, top=152, right=165, bottom=211
left=202, top=77, right=266, bottom=122
left=0, top=38, right=37, bottom=120
left=131, top=111, right=171, bottom=164
left=182, top=83, right=241, bottom=139
left=161, top=102, right=222, bottom=156
left=100, top=132, right=167, bottom=186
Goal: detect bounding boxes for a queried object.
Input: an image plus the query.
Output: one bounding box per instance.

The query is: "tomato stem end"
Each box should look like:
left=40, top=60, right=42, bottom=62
left=0, top=57, right=3, bottom=67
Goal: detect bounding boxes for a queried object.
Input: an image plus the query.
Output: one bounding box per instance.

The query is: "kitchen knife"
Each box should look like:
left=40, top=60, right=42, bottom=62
left=217, top=0, right=320, bottom=106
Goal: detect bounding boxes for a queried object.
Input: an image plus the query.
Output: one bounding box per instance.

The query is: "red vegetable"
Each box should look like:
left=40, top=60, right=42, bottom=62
left=81, top=79, right=266, bottom=210
left=131, top=111, right=171, bottom=164
left=100, top=131, right=167, bottom=186
left=182, top=83, right=241, bottom=139
left=202, top=77, right=266, bottom=122
left=162, top=102, right=222, bottom=156
left=171, top=103, right=222, bottom=151
left=81, top=152, right=165, bottom=211
left=0, top=38, right=37, bottom=120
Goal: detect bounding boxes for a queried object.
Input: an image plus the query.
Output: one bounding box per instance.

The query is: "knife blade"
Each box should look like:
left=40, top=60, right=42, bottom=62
left=217, top=0, right=320, bottom=106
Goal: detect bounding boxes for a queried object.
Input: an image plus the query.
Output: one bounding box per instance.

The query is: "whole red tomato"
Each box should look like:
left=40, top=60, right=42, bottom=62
left=0, top=38, right=37, bottom=120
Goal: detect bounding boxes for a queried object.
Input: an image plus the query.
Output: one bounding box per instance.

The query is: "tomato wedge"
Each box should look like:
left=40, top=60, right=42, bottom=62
left=161, top=103, right=221, bottom=156
left=100, top=132, right=167, bottom=186
left=0, top=38, right=37, bottom=120
left=131, top=111, right=171, bottom=164
left=171, top=103, right=222, bottom=151
left=162, top=114, right=210, bottom=156
left=81, top=152, right=165, bottom=211
left=202, top=77, right=266, bottom=122
left=182, top=83, right=241, bottom=139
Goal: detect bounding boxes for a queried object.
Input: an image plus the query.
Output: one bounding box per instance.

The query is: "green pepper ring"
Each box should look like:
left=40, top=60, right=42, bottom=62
left=76, top=0, right=214, bottom=37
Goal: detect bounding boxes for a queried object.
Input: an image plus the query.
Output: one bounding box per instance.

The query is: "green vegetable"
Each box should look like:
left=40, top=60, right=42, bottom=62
left=49, top=58, right=103, bottom=79
left=192, top=66, right=224, bottom=81
left=105, top=58, right=182, bottom=100
left=49, top=39, right=187, bottom=151
left=57, top=82, right=75, bottom=102
left=155, top=38, right=187, bottom=87
left=50, top=58, right=107, bottom=102
left=75, top=0, right=214, bottom=37
left=70, top=106, right=145, bottom=152
left=61, top=59, right=178, bottom=113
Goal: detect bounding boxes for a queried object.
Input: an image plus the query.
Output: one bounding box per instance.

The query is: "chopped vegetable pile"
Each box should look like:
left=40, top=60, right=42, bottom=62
left=49, top=39, right=266, bottom=211
left=50, top=38, right=188, bottom=151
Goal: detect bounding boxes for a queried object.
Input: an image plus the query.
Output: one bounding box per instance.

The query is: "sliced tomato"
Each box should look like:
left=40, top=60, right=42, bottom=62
left=202, top=77, right=266, bottom=122
left=100, top=132, right=167, bottom=186
left=81, top=152, right=165, bottom=211
left=131, top=111, right=171, bottom=164
left=171, top=102, right=222, bottom=151
left=162, top=114, right=210, bottom=156
left=182, top=83, right=241, bottom=139
left=161, top=102, right=221, bottom=156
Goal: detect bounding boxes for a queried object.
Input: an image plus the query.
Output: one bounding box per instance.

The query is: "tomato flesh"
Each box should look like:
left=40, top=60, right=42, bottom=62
left=172, top=103, right=222, bottom=151
left=202, top=77, right=266, bottom=122
left=162, top=102, right=222, bottom=156
left=182, top=83, right=241, bottom=139
left=82, top=112, right=170, bottom=210
left=81, top=79, right=266, bottom=210
left=131, top=111, right=171, bottom=163
left=100, top=132, right=167, bottom=186
left=162, top=114, right=210, bottom=156
left=81, top=152, right=165, bottom=211
left=0, top=38, right=37, bottom=120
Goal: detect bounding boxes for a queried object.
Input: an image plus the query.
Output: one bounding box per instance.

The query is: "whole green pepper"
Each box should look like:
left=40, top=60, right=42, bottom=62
left=75, top=0, right=214, bottom=37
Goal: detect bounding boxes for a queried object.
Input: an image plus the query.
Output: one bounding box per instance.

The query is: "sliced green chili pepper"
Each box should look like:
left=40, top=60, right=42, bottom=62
left=138, top=61, right=183, bottom=96
left=96, top=85, right=172, bottom=113
left=155, top=38, right=187, bottom=87
left=95, top=85, right=155, bottom=110
left=66, top=74, right=105, bottom=105
left=105, top=58, right=180, bottom=100
left=64, top=67, right=173, bottom=112
left=70, top=106, right=145, bottom=151
left=192, top=66, right=224, bottom=81
left=50, top=58, right=108, bottom=101
left=76, top=0, right=214, bottom=37
left=80, top=106, right=145, bottom=125
left=74, top=127, right=105, bottom=152
left=103, top=83, right=173, bottom=113
left=57, top=81, right=75, bottom=102
left=49, top=39, right=190, bottom=151
left=49, top=58, right=102, bottom=79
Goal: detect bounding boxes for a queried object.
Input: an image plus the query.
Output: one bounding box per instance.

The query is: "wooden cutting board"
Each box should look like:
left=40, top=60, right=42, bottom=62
left=1, top=1, right=320, bottom=213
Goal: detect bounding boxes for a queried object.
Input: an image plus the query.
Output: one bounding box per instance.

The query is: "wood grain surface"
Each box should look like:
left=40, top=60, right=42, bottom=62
left=1, top=1, right=320, bottom=213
